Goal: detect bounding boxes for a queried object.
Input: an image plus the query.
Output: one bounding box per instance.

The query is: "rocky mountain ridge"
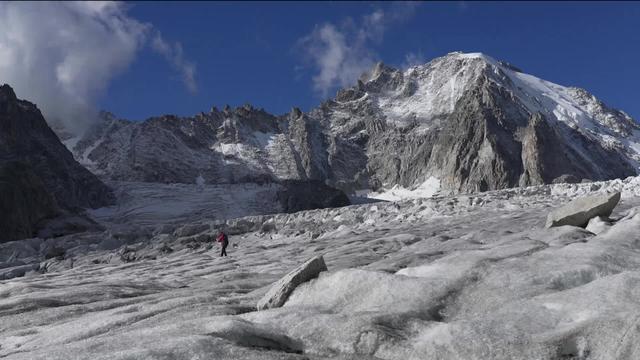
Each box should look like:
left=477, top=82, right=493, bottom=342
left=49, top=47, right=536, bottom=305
left=71, top=52, right=640, bottom=195
left=0, top=84, right=114, bottom=242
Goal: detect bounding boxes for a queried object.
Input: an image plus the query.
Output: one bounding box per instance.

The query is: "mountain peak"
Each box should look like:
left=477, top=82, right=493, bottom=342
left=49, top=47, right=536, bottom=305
left=439, top=52, right=525, bottom=73
left=67, top=51, right=640, bottom=199
left=444, top=51, right=498, bottom=64
left=290, top=107, right=303, bottom=119
left=360, top=61, right=399, bottom=83
left=372, top=61, right=394, bottom=74
left=0, top=84, right=17, bottom=105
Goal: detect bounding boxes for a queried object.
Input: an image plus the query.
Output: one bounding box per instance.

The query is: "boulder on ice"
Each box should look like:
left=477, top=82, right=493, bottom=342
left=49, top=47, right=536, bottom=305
left=257, top=255, right=327, bottom=310
left=545, top=192, right=621, bottom=228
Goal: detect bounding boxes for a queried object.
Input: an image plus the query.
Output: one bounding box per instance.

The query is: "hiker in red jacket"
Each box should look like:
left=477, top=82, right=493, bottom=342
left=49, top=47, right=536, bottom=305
left=216, top=231, right=229, bottom=257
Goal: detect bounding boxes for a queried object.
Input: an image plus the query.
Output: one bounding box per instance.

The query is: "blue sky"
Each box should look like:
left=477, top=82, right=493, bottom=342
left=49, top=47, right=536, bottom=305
left=98, top=2, right=640, bottom=121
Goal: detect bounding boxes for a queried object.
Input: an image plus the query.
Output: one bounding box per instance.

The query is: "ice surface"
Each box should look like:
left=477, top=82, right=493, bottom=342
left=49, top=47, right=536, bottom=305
left=3, top=176, right=640, bottom=358
left=88, top=181, right=283, bottom=229
left=364, top=176, right=441, bottom=201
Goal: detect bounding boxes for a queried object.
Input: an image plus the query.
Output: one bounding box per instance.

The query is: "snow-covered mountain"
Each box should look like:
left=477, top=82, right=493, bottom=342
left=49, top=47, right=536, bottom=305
left=72, top=52, right=640, bottom=196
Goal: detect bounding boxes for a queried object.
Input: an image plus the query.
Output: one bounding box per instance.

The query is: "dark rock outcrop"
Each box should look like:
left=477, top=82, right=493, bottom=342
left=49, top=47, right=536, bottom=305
left=276, top=180, right=350, bottom=213
left=0, top=161, right=58, bottom=241
left=0, top=84, right=114, bottom=242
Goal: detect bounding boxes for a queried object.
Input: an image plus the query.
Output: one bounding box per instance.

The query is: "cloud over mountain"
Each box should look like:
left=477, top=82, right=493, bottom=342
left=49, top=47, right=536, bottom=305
left=297, top=2, right=420, bottom=97
left=0, top=1, right=196, bottom=134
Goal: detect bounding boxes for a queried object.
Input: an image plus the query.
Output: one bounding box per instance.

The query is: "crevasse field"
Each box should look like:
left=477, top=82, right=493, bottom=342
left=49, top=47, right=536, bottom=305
left=3, top=177, right=640, bottom=359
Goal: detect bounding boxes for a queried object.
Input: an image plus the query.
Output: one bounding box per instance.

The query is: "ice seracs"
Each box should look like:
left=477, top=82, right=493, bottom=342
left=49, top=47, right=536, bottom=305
left=3, top=175, right=640, bottom=358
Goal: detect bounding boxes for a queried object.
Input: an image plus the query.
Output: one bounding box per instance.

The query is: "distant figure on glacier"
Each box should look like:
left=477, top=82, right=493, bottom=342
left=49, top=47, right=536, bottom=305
left=217, top=231, right=229, bottom=257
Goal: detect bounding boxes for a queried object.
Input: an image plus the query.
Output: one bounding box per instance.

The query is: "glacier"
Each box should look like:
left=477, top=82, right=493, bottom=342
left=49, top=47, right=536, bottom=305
left=3, top=176, right=640, bottom=358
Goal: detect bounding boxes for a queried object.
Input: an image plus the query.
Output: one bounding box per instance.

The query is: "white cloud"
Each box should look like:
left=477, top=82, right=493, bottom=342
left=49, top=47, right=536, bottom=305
left=152, top=32, right=197, bottom=94
left=298, top=2, right=420, bottom=97
left=298, top=23, right=375, bottom=97
left=402, top=51, right=427, bottom=69
left=0, top=1, right=196, bottom=134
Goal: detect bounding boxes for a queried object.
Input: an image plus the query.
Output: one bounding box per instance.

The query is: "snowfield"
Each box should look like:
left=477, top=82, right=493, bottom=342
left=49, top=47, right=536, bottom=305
left=3, top=177, right=640, bottom=359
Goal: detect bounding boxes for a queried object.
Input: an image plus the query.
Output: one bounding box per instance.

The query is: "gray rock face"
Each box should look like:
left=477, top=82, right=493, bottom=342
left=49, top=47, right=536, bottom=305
left=518, top=111, right=629, bottom=188
left=73, top=107, right=295, bottom=184
left=71, top=53, right=640, bottom=196
left=545, top=192, right=621, bottom=228
left=0, top=161, right=58, bottom=241
left=0, top=85, right=114, bottom=242
left=257, top=255, right=328, bottom=310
